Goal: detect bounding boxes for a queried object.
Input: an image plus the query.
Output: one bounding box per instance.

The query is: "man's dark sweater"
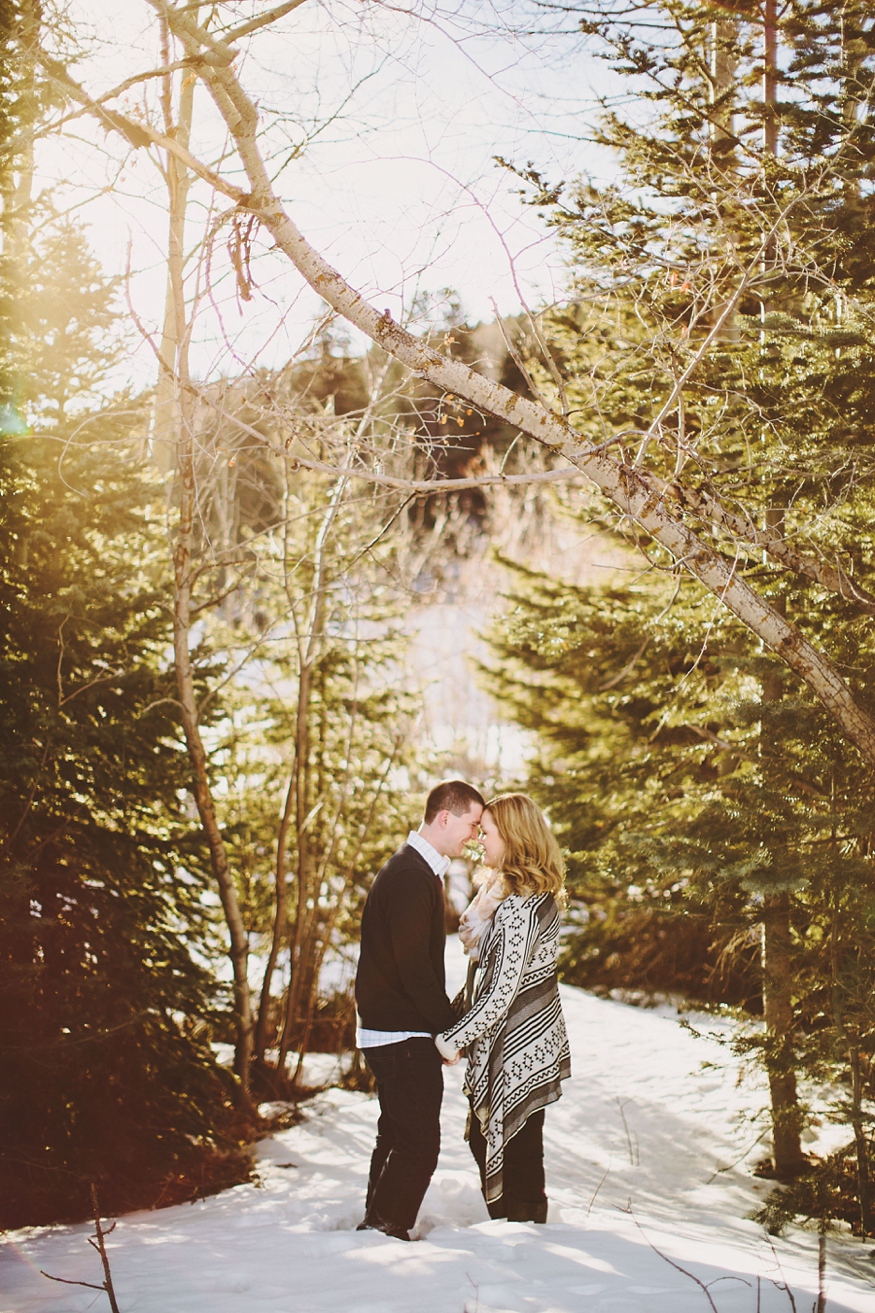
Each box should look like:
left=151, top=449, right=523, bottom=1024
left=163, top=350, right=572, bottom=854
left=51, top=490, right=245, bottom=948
left=355, top=844, right=456, bottom=1035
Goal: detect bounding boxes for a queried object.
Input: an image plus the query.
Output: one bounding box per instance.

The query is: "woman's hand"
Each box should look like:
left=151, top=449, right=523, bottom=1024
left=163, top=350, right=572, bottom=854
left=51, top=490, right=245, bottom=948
left=435, top=1034, right=461, bottom=1065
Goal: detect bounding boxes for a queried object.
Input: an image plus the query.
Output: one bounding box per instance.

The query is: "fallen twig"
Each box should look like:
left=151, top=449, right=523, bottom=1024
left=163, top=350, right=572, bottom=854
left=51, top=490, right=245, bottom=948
left=588, top=1149, right=613, bottom=1216
left=617, top=1097, right=640, bottom=1167
left=627, top=1210, right=722, bottom=1312
left=705, top=1127, right=769, bottom=1185
left=764, top=1236, right=798, bottom=1313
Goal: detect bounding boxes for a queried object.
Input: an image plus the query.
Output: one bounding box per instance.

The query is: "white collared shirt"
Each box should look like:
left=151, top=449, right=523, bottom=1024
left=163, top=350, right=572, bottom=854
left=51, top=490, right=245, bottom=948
left=356, top=830, right=450, bottom=1049
left=404, top=829, right=450, bottom=879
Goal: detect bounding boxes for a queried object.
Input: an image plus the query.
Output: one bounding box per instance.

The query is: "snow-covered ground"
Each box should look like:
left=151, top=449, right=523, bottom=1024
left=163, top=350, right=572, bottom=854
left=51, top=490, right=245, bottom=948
left=4, top=941, right=875, bottom=1313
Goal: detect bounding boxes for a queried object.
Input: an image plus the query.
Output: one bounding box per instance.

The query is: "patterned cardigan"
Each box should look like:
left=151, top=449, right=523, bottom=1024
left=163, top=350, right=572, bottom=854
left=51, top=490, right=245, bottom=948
left=437, top=892, right=571, bottom=1204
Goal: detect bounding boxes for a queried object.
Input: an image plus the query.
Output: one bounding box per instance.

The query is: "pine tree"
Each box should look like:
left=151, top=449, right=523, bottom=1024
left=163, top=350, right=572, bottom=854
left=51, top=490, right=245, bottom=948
left=487, top=0, right=875, bottom=1219
left=1, top=147, right=243, bottom=1219
left=0, top=427, right=243, bottom=1226
left=486, top=543, right=875, bottom=1215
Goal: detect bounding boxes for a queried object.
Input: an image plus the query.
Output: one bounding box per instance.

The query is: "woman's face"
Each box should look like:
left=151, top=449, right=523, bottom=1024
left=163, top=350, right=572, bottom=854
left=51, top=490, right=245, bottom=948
left=479, top=809, right=505, bottom=868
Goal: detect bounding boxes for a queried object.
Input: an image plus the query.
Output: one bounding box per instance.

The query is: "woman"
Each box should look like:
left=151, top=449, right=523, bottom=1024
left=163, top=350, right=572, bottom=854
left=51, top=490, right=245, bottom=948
left=435, top=793, right=571, bottom=1224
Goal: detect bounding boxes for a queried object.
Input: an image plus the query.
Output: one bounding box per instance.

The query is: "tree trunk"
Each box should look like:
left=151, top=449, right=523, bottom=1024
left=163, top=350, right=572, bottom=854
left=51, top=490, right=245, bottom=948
left=757, top=675, right=802, bottom=1183
left=761, top=891, right=805, bottom=1179
left=255, top=461, right=343, bottom=1070
left=762, top=0, right=779, bottom=157
left=276, top=658, right=314, bottom=1076
left=289, top=734, right=401, bottom=1086
left=754, top=47, right=805, bottom=1179
left=154, top=23, right=254, bottom=1110
left=253, top=771, right=293, bottom=1067
left=757, top=509, right=804, bottom=1180
left=832, top=881, right=874, bottom=1235
left=275, top=474, right=346, bottom=1077
left=151, top=12, right=194, bottom=475
left=849, top=1045, right=874, bottom=1236
left=708, top=16, right=736, bottom=146
left=172, top=397, right=254, bottom=1112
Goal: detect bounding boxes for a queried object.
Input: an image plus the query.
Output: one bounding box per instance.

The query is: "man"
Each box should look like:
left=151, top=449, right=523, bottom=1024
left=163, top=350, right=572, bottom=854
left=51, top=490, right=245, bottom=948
left=354, top=779, right=485, bottom=1240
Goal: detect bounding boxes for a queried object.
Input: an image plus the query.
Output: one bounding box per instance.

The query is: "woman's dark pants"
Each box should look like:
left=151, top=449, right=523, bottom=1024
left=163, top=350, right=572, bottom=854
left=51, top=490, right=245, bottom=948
left=362, top=1037, right=444, bottom=1233
left=468, top=1107, right=547, bottom=1222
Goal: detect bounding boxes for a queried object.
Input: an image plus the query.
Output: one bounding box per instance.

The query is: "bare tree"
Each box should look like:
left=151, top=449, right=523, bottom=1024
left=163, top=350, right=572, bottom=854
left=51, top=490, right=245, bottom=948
left=146, top=18, right=256, bottom=1106
left=59, top=0, right=871, bottom=777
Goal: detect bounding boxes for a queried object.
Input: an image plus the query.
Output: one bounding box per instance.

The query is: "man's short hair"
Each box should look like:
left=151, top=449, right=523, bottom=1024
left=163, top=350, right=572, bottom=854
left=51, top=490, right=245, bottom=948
left=423, top=779, right=485, bottom=825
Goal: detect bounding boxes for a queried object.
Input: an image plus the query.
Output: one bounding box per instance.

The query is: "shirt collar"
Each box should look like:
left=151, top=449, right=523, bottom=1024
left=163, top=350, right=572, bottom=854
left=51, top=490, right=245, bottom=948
left=407, top=829, right=450, bottom=878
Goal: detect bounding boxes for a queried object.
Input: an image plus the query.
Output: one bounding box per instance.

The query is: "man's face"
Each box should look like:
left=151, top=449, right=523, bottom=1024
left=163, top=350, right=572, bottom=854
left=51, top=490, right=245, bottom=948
left=439, top=802, right=483, bottom=859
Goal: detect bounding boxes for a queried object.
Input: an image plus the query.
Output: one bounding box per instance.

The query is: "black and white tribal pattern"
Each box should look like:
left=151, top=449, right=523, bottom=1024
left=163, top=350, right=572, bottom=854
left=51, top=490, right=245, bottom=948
left=440, top=892, right=571, bottom=1204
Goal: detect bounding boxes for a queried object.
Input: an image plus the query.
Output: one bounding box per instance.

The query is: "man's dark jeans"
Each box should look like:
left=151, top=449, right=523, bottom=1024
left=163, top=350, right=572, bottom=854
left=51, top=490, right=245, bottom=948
left=362, top=1037, right=444, bottom=1233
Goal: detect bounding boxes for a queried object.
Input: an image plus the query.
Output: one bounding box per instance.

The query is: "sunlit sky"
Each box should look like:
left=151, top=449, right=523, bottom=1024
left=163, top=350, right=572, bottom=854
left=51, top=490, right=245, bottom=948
left=39, top=1, right=619, bottom=390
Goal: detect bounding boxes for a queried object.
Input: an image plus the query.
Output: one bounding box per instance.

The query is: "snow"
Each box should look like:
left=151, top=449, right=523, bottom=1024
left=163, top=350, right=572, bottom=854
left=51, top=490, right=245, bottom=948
left=4, top=940, right=875, bottom=1313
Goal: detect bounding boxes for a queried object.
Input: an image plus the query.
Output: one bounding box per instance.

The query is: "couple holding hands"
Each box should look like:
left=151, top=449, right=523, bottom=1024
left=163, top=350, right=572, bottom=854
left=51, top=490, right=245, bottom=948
left=354, top=780, right=571, bottom=1241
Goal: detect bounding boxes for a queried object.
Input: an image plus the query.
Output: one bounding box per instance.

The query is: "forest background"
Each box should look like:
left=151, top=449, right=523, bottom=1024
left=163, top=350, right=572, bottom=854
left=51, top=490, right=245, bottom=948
left=2, top=0, right=875, bottom=1249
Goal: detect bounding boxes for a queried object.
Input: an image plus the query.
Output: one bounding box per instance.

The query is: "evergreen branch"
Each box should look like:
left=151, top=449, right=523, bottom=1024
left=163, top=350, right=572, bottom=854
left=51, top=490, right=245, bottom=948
left=686, top=726, right=829, bottom=799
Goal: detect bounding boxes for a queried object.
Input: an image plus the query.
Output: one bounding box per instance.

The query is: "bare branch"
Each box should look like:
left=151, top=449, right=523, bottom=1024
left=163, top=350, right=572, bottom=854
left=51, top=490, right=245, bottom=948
left=661, top=479, right=875, bottom=619
left=89, top=1185, right=122, bottom=1313
left=635, top=276, right=755, bottom=467
left=630, top=1214, right=722, bottom=1313
left=40, top=1272, right=106, bottom=1292
left=15, top=61, right=190, bottom=146
left=222, top=0, right=310, bottom=45
left=190, top=379, right=875, bottom=619
left=40, top=1186, right=122, bottom=1313
left=35, top=53, right=246, bottom=202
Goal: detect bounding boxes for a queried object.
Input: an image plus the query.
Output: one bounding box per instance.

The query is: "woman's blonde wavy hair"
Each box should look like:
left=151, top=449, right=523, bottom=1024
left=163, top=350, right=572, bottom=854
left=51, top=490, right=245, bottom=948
left=486, top=793, right=566, bottom=903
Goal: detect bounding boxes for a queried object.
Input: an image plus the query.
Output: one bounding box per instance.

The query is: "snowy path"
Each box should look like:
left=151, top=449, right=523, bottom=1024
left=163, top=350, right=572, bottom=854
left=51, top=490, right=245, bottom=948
left=4, top=943, right=875, bottom=1313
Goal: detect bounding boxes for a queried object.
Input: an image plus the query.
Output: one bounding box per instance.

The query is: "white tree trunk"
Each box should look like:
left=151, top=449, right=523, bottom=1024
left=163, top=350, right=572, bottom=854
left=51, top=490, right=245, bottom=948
left=151, top=17, right=255, bottom=1105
